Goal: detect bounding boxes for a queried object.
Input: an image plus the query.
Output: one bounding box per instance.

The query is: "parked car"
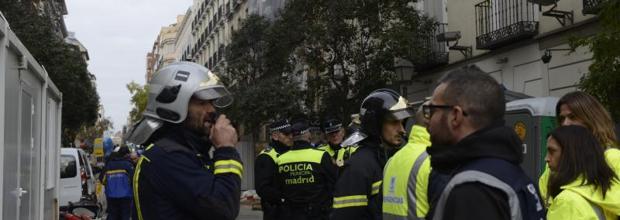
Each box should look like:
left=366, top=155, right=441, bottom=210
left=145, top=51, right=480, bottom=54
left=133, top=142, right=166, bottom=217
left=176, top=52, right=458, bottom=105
left=60, top=148, right=97, bottom=207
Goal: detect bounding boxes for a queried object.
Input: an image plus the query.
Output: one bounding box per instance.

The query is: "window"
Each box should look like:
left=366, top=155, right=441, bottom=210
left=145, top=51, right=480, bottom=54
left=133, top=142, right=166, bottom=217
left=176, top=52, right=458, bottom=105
left=60, top=155, right=77, bottom=179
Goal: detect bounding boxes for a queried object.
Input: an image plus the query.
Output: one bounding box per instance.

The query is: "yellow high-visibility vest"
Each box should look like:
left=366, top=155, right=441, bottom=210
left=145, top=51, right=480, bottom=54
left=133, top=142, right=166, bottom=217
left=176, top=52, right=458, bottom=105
left=259, top=146, right=280, bottom=162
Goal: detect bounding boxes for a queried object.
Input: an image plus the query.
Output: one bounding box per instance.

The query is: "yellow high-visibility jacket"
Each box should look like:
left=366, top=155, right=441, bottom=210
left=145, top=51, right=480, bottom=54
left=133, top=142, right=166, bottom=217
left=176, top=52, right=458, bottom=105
left=540, top=148, right=620, bottom=204
left=547, top=176, right=620, bottom=220
left=382, top=125, right=432, bottom=219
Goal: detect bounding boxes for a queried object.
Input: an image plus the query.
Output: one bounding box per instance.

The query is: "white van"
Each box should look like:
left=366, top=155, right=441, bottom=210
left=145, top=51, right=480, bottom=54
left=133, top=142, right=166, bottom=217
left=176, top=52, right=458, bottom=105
left=60, top=148, right=97, bottom=207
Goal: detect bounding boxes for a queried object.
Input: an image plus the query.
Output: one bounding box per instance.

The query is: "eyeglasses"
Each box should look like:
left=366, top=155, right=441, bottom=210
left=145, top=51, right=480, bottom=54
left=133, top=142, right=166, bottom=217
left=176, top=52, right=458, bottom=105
left=422, top=104, right=469, bottom=119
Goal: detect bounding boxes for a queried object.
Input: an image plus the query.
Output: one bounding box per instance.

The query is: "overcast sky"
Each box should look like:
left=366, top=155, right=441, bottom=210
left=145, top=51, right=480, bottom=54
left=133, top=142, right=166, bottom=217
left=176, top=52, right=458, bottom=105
left=64, top=0, right=192, bottom=132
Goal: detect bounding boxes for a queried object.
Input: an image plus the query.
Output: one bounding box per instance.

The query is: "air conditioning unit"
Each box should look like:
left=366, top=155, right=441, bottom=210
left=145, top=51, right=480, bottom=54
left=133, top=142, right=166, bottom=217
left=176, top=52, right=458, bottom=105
left=437, top=31, right=461, bottom=42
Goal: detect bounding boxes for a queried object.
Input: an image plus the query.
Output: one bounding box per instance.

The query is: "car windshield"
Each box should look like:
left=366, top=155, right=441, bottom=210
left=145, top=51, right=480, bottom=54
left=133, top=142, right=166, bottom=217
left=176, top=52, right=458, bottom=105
left=60, top=155, right=77, bottom=179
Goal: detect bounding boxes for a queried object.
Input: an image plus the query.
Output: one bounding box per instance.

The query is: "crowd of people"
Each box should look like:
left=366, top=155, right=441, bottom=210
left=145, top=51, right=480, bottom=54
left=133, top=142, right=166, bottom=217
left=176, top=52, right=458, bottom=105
left=255, top=66, right=620, bottom=220
left=115, top=61, right=618, bottom=220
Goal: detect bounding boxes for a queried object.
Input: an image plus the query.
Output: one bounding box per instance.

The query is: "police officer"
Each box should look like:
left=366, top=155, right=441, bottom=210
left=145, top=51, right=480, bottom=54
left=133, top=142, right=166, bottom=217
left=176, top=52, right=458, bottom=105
left=331, top=89, right=413, bottom=220
left=319, top=118, right=360, bottom=168
left=277, top=118, right=337, bottom=220
left=126, top=62, right=242, bottom=220
left=255, top=119, right=294, bottom=220
left=317, top=118, right=344, bottom=162
left=382, top=101, right=432, bottom=219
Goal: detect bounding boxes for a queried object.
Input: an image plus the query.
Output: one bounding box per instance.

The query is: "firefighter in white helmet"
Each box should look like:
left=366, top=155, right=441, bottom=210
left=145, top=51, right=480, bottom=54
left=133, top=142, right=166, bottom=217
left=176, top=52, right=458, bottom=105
left=127, top=61, right=242, bottom=220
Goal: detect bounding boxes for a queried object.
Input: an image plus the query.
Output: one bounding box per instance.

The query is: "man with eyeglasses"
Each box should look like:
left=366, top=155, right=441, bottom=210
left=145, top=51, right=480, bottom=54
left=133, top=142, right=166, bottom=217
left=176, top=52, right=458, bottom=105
left=425, top=66, right=545, bottom=220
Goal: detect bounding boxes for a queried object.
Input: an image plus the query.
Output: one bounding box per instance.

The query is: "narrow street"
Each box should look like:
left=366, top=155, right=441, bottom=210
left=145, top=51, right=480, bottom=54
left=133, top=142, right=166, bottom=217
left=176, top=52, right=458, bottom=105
left=1, top=0, right=620, bottom=219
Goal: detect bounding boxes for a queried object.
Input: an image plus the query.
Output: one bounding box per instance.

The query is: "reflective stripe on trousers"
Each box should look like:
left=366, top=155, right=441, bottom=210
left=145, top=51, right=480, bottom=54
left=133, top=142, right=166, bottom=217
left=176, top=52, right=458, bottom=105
left=383, top=152, right=428, bottom=220
left=432, top=170, right=523, bottom=220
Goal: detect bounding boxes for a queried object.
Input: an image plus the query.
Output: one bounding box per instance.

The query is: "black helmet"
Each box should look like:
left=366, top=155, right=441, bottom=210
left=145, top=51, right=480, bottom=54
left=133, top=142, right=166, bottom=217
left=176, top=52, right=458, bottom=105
left=360, top=89, right=413, bottom=139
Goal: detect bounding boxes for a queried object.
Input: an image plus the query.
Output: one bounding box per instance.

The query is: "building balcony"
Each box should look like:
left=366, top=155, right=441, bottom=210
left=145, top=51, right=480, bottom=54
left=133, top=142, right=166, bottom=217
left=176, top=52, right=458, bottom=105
left=475, top=0, right=539, bottom=50
left=583, top=0, right=604, bottom=14
left=413, top=23, right=449, bottom=71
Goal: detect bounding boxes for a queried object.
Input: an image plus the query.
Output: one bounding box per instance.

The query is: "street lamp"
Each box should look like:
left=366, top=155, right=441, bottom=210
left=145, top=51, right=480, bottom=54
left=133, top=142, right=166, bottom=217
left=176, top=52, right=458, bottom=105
left=394, top=58, right=415, bottom=96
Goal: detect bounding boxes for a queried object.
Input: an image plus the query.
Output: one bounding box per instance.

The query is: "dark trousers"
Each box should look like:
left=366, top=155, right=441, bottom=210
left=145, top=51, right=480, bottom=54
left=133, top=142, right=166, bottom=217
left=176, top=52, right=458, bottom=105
left=107, top=197, right=132, bottom=220
left=282, top=203, right=330, bottom=220
left=261, top=201, right=283, bottom=220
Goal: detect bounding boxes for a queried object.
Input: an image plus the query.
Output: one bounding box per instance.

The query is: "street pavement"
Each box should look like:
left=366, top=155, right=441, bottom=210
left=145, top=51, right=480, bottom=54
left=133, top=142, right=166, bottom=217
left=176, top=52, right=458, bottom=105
left=237, top=205, right=262, bottom=220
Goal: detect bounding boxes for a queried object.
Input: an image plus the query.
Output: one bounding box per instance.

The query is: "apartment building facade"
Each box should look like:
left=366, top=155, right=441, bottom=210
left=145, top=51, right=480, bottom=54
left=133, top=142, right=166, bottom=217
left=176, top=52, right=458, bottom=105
left=146, top=15, right=185, bottom=82
left=403, top=0, right=603, bottom=102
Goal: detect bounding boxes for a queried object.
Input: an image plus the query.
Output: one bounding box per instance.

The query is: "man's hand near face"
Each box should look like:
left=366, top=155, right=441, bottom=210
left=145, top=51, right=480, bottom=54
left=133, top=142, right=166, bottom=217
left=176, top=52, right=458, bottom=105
left=210, top=114, right=238, bottom=148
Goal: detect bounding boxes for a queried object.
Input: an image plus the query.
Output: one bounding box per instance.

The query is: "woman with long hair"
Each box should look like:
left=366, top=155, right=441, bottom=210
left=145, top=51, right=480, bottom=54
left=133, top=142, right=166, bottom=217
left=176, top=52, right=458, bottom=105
left=545, top=126, right=620, bottom=219
left=540, top=91, right=620, bottom=202
left=556, top=91, right=618, bottom=147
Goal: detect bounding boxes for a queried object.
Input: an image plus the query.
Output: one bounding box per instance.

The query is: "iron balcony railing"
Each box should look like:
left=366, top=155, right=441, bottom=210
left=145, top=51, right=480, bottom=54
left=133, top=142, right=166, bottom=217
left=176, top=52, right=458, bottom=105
left=414, top=23, right=449, bottom=71
left=583, top=0, right=604, bottom=14
left=475, top=0, right=539, bottom=50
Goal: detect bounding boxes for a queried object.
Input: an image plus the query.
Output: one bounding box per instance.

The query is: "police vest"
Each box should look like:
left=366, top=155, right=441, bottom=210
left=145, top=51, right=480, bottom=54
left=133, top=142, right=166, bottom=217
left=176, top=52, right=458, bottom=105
left=317, top=144, right=337, bottom=158
left=383, top=150, right=430, bottom=220
left=259, top=146, right=280, bottom=162
left=432, top=158, right=545, bottom=220
left=318, top=144, right=358, bottom=167
left=336, top=145, right=358, bottom=167
left=276, top=148, right=331, bottom=206
left=277, top=148, right=325, bottom=185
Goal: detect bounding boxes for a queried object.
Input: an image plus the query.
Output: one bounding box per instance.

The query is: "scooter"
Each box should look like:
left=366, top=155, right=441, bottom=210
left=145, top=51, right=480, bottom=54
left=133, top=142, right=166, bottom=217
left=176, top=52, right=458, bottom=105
left=59, top=197, right=102, bottom=220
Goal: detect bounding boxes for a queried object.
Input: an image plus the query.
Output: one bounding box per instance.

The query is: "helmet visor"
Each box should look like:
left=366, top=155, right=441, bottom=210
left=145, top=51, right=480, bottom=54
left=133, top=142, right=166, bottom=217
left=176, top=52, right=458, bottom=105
left=194, top=86, right=233, bottom=108
left=341, top=131, right=367, bottom=147
left=388, top=108, right=414, bottom=121
left=126, top=117, right=163, bottom=145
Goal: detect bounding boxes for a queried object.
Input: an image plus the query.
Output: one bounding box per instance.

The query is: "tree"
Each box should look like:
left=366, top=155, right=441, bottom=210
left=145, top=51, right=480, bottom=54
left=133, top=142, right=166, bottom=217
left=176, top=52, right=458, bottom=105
left=270, top=0, right=435, bottom=121
left=570, top=0, right=620, bottom=121
left=126, top=82, right=149, bottom=125
left=224, top=15, right=303, bottom=136
left=76, top=117, right=113, bottom=152
left=224, top=0, right=435, bottom=136
left=1, top=1, right=101, bottom=145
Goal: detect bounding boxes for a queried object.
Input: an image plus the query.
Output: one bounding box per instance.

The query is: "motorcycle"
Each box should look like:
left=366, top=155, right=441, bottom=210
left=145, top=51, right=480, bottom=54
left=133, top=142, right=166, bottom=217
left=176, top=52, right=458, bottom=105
left=59, top=197, right=102, bottom=220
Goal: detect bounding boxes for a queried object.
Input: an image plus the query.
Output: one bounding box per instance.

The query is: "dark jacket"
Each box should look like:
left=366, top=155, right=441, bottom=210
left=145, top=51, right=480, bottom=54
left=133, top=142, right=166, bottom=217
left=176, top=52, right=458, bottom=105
left=134, top=126, right=242, bottom=220
left=426, top=124, right=531, bottom=220
left=331, top=139, right=386, bottom=220
left=254, top=141, right=289, bottom=220
left=100, top=157, right=135, bottom=198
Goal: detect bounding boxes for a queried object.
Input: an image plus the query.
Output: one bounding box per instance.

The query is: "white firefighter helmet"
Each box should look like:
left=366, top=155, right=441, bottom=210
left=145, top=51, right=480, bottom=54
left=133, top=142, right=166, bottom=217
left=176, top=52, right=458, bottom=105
left=126, top=61, right=232, bottom=144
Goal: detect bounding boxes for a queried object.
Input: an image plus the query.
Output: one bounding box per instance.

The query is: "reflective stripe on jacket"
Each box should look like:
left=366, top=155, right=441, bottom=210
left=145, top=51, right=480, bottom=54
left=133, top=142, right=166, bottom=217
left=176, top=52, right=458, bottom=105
left=383, top=125, right=432, bottom=220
